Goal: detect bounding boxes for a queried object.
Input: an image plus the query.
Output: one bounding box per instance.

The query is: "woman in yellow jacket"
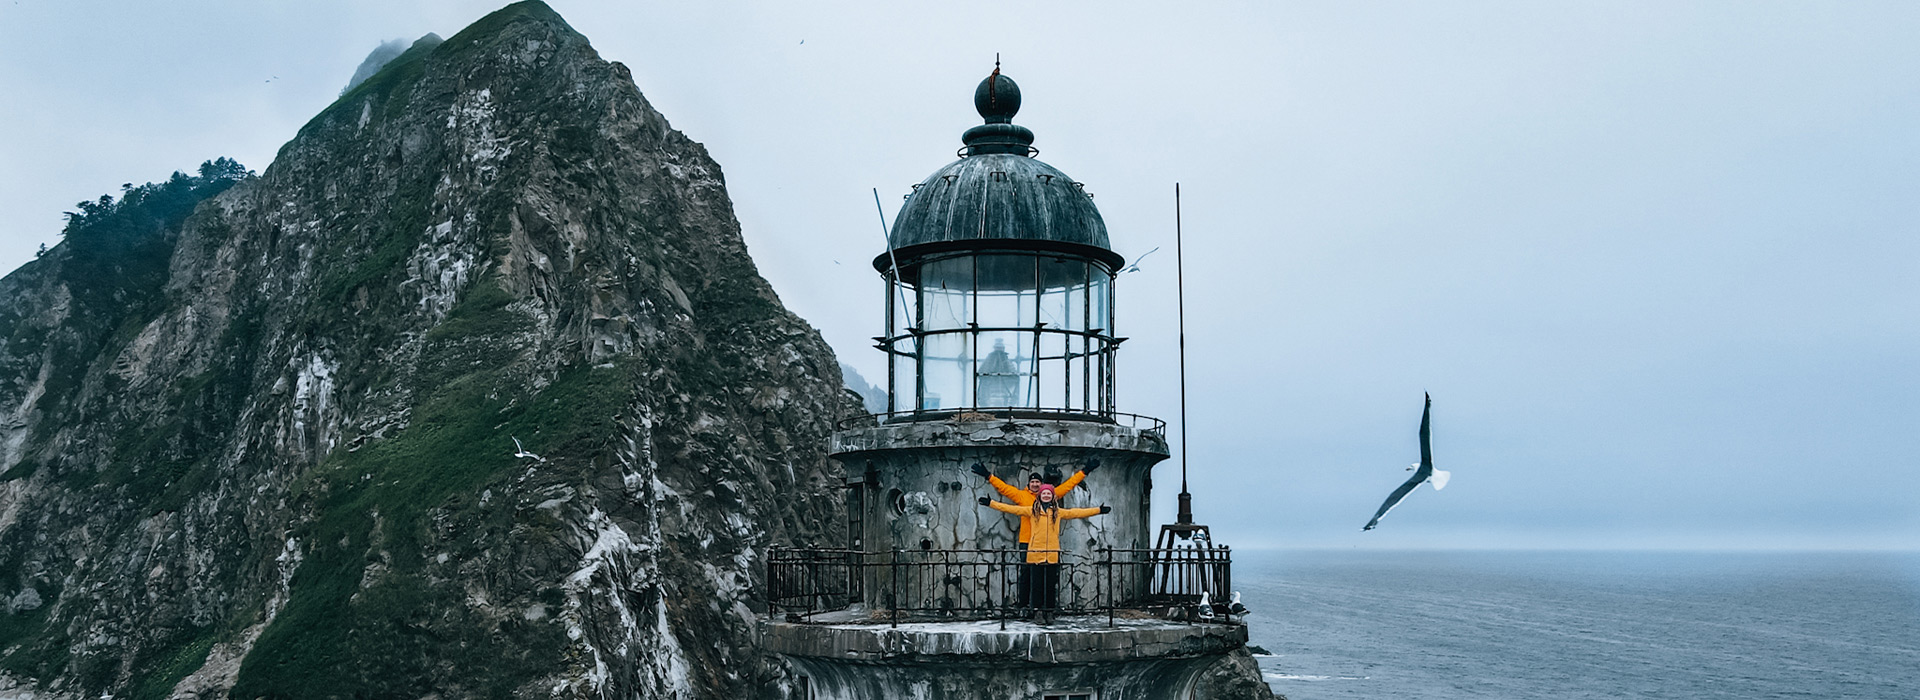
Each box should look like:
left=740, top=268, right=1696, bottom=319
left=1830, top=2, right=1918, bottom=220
left=979, top=484, right=1110, bottom=619
left=969, top=458, right=1098, bottom=548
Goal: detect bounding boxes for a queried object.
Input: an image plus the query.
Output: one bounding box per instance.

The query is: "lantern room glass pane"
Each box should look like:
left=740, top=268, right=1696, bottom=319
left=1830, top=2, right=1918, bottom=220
left=1091, top=269, right=1113, bottom=410
left=975, top=330, right=1030, bottom=408
left=889, top=277, right=916, bottom=340
left=974, top=255, right=1035, bottom=333
left=918, top=256, right=972, bottom=332
left=1090, top=268, right=1111, bottom=333
left=921, top=332, right=970, bottom=410
left=1037, top=259, right=1078, bottom=333
left=886, top=251, right=1120, bottom=419
left=890, top=335, right=917, bottom=412
left=1035, top=330, right=1068, bottom=408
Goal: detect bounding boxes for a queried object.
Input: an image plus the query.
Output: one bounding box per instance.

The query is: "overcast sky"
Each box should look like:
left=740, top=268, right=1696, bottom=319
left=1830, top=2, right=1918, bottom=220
left=3, top=1, right=1915, bottom=550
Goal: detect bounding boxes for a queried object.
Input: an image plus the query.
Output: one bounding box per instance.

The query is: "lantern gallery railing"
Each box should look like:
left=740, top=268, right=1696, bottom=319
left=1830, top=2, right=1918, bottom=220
left=765, top=546, right=1232, bottom=627
left=834, top=409, right=1167, bottom=435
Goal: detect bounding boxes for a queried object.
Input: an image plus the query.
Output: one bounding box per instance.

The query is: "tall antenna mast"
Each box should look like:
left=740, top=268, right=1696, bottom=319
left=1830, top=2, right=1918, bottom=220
left=1175, top=183, right=1194, bottom=526
left=874, top=188, right=911, bottom=318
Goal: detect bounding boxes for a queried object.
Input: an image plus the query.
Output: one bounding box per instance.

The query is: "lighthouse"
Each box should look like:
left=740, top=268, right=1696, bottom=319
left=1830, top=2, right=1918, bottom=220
left=762, top=68, right=1253, bottom=699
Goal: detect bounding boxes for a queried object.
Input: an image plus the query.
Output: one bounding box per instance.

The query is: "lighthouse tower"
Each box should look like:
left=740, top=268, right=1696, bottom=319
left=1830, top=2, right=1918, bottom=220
left=763, top=69, right=1252, bottom=699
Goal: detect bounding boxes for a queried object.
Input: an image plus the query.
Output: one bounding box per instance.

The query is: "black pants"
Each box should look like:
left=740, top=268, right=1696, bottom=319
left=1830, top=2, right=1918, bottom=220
left=1022, top=562, right=1061, bottom=610
left=1015, top=543, right=1031, bottom=607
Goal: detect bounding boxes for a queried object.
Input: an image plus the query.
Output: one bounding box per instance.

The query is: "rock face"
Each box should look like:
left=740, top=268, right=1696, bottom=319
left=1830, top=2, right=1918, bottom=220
left=0, top=2, right=855, bottom=697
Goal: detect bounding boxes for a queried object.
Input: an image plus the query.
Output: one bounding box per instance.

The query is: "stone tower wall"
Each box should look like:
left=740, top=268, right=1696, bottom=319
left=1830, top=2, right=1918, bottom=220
left=831, top=418, right=1169, bottom=610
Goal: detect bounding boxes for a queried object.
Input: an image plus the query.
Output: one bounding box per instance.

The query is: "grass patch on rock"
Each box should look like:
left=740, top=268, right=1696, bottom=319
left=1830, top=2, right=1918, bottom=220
left=232, top=340, right=632, bottom=697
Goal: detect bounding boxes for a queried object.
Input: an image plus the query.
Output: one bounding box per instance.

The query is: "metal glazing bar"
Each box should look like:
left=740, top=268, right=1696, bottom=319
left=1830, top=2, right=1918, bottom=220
left=914, top=285, right=926, bottom=414
left=885, top=272, right=896, bottom=414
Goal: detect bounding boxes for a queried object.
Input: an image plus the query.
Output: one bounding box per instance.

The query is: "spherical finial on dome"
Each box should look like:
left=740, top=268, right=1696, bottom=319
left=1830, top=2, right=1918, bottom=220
left=974, top=67, right=1021, bottom=124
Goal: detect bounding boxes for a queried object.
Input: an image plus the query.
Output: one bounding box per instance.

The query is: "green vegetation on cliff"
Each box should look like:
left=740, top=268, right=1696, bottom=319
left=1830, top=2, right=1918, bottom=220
left=233, top=287, right=620, bottom=697
left=0, top=159, right=254, bottom=686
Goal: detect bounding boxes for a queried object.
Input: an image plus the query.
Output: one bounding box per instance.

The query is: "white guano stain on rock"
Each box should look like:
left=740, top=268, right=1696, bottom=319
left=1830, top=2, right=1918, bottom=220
left=557, top=507, right=642, bottom=696
left=287, top=353, right=339, bottom=458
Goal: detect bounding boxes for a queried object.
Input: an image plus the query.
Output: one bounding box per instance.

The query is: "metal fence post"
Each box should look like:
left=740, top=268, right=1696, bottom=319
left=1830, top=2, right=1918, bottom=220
left=890, top=548, right=900, bottom=629
left=1104, top=546, right=1114, bottom=628
left=998, top=548, right=1008, bottom=631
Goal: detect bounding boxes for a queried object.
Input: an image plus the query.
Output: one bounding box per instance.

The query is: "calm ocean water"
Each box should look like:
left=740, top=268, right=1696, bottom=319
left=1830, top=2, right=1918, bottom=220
left=1236, top=550, right=1920, bottom=699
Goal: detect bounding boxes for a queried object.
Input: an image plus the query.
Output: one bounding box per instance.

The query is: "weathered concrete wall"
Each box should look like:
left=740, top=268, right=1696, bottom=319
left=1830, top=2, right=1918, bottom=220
left=764, top=615, right=1247, bottom=699
left=786, top=656, right=1217, bottom=700
left=830, top=418, right=1169, bottom=610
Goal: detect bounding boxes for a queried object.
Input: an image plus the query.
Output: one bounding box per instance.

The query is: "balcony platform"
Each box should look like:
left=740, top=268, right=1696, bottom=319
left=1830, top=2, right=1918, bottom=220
left=830, top=414, right=1168, bottom=458
left=761, top=607, right=1245, bottom=664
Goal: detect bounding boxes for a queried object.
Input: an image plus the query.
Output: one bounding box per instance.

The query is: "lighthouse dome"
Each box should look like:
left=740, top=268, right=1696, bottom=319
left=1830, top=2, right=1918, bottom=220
left=877, top=71, right=1122, bottom=272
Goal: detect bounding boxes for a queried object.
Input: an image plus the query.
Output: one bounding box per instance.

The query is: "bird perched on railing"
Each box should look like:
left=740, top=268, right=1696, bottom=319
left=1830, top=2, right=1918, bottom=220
left=1228, top=591, right=1249, bottom=616
left=1197, top=590, right=1216, bottom=620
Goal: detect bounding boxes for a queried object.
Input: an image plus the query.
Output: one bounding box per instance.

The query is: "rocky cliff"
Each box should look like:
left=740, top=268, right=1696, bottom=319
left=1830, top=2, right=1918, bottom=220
left=0, top=2, right=855, bottom=697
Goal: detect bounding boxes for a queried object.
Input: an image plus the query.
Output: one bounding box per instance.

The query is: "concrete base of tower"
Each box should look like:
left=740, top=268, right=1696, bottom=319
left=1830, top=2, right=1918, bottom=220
left=762, top=611, right=1254, bottom=699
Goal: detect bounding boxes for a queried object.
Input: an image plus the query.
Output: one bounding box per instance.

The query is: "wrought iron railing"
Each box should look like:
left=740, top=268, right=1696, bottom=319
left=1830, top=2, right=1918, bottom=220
left=766, top=545, right=1231, bottom=627
left=834, top=409, right=1167, bottom=436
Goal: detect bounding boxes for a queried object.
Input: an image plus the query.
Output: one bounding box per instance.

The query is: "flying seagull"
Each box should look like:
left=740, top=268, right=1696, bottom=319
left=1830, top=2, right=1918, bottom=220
left=511, top=436, right=546, bottom=463
left=1363, top=393, right=1451, bottom=530
left=1119, top=246, right=1160, bottom=274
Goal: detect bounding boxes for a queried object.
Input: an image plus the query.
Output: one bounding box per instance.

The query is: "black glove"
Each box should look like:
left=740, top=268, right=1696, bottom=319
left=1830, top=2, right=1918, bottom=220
left=977, top=497, right=992, bottom=506
left=970, top=463, right=991, bottom=478
left=1099, top=505, right=1112, bottom=514
left=1082, top=458, right=1101, bottom=475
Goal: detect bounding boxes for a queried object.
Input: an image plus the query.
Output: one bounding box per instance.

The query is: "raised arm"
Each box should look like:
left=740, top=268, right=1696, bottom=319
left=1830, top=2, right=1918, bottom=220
left=973, top=463, right=1026, bottom=500
left=985, top=474, right=1024, bottom=500
left=1059, top=505, right=1109, bottom=520
left=983, top=498, right=1026, bottom=516
left=1055, top=458, right=1097, bottom=496
left=1055, top=470, right=1086, bottom=496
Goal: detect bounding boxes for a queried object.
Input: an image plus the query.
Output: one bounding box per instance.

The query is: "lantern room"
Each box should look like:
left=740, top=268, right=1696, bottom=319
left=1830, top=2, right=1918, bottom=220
left=874, top=69, right=1125, bottom=420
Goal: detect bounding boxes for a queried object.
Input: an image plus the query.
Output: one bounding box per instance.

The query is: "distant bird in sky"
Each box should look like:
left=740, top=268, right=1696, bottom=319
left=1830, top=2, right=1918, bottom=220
left=1119, top=246, right=1160, bottom=274
left=1363, top=393, right=1451, bottom=530
left=511, top=436, right=545, bottom=463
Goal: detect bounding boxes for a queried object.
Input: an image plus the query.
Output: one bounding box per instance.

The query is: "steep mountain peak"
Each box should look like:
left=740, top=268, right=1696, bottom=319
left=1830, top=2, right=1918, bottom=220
left=0, top=3, right=852, bottom=698
left=454, top=0, right=576, bottom=38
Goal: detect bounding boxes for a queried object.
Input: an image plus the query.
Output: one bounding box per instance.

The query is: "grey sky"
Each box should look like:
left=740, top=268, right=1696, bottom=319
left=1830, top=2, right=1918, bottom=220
left=2, top=1, right=1915, bottom=550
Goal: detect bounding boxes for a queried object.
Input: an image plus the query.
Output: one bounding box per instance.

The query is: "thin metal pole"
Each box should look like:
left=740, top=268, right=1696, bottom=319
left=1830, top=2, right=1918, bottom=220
left=875, top=188, right=923, bottom=415
left=874, top=188, right=911, bottom=316
left=884, top=276, right=896, bottom=415
left=1176, top=183, right=1191, bottom=496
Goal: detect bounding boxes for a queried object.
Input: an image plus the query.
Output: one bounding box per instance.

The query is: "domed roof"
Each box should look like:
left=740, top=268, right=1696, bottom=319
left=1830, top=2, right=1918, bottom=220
left=877, top=69, right=1122, bottom=272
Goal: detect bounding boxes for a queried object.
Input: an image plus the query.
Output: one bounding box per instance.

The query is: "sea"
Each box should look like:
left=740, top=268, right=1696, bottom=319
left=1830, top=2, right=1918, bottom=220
left=1235, top=550, right=1920, bottom=699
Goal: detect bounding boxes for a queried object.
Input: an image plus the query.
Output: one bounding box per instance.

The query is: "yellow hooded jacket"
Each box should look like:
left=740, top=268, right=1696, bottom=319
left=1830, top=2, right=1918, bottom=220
left=987, top=500, right=1103, bottom=564
left=986, top=470, right=1087, bottom=543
